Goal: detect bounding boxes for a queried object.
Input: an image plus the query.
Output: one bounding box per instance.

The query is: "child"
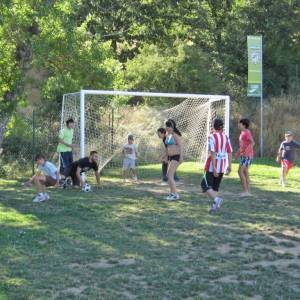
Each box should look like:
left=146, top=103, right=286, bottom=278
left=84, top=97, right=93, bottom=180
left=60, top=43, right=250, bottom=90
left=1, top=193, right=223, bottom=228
left=157, top=127, right=180, bottom=185
left=201, top=118, right=232, bottom=214
left=276, top=131, right=300, bottom=187
left=234, top=118, right=255, bottom=197
left=57, top=118, right=75, bottom=174
left=122, top=134, right=138, bottom=182
left=23, top=154, right=59, bottom=202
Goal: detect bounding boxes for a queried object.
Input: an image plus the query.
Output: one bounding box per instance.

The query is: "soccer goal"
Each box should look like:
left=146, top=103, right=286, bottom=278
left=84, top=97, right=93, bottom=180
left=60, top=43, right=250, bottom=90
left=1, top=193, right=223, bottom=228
left=61, top=90, right=230, bottom=179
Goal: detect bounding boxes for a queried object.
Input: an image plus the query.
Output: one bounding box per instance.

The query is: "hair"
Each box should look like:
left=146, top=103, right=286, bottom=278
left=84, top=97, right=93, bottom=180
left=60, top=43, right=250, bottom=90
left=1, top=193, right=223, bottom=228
left=90, top=151, right=98, bottom=156
left=213, top=118, right=224, bottom=130
left=66, top=118, right=74, bottom=125
left=165, top=119, right=182, bottom=136
left=35, top=153, right=45, bottom=161
left=157, top=127, right=166, bottom=134
left=239, top=118, right=250, bottom=129
left=128, top=134, right=134, bottom=140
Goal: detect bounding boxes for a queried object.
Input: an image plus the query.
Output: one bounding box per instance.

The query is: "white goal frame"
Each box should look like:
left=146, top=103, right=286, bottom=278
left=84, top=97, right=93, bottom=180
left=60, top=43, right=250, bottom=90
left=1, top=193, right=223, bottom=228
left=62, top=90, right=230, bottom=160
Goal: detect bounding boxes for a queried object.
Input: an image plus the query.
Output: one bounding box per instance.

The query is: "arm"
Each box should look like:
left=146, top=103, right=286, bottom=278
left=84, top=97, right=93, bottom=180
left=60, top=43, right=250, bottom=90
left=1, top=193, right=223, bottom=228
left=276, top=143, right=283, bottom=162
left=293, top=141, right=300, bottom=149
left=211, top=151, right=218, bottom=177
left=95, top=171, right=101, bottom=186
left=227, top=153, right=232, bottom=175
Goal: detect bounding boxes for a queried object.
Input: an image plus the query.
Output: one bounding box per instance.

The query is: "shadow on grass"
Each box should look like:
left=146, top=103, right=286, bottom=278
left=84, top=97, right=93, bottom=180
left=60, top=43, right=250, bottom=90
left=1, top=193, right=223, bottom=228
left=0, top=160, right=299, bottom=299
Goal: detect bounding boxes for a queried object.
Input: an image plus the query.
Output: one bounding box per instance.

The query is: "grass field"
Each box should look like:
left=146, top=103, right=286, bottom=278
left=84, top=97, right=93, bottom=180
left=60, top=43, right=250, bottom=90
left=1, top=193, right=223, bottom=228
left=0, top=159, right=299, bottom=299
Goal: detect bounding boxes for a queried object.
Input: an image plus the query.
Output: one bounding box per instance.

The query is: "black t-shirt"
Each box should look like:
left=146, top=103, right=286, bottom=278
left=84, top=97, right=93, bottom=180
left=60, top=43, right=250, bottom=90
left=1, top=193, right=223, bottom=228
left=70, top=157, right=98, bottom=175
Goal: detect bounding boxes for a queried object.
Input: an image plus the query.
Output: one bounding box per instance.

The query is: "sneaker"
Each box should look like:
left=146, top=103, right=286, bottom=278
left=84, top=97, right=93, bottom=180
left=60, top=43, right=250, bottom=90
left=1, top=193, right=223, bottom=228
left=166, top=193, right=180, bottom=201
left=32, top=193, right=46, bottom=203
left=281, top=181, right=287, bottom=187
left=161, top=181, right=168, bottom=186
left=132, top=176, right=138, bottom=181
left=209, top=202, right=218, bottom=214
left=43, top=193, right=50, bottom=201
left=215, top=197, right=223, bottom=208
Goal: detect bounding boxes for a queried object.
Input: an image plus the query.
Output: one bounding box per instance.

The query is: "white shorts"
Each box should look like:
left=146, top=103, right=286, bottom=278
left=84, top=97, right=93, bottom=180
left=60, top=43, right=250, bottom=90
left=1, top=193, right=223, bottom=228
left=123, top=158, right=136, bottom=170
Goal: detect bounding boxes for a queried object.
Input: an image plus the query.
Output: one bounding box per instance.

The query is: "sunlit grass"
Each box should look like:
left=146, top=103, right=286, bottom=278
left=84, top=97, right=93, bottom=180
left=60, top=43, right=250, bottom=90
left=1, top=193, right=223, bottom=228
left=0, top=159, right=299, bottom=299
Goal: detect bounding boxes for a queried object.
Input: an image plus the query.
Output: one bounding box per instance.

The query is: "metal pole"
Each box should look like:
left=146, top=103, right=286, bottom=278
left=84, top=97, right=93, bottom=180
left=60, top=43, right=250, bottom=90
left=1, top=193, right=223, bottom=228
left=32, top=110, right=35, bottom=176
left=80, top=90, right=85, bottom=158
left=260, top=36, right=263, bottom=157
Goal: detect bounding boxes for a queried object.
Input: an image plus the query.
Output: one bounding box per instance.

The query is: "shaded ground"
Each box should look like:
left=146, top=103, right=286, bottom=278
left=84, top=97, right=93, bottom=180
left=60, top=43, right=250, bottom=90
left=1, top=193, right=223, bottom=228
left=0, top=160, right=299, bottom=299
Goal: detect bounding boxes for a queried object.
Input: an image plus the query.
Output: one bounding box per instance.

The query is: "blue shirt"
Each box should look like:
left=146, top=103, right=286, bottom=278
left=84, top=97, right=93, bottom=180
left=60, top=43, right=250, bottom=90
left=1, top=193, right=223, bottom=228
left=279, top=140, right=300, bottom=162
left=38, top=161, right=58, bottom=180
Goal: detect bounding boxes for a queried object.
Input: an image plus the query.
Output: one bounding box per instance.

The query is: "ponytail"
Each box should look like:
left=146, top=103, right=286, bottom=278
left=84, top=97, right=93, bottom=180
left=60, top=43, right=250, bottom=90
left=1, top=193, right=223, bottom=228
left=165, top=119, right=182, bottom=136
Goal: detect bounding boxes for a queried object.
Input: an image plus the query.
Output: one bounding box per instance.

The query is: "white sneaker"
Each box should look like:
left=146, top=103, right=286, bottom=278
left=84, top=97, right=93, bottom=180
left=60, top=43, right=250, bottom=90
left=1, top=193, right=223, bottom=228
left=33, top=193, right=46, bottom=203
left=161, top=181, right=168, bottom=186
left=166, top=193, right=180, bottom=201
left=132, top=176, right=138, bottom=181
left=43, top=193, right=50, bottom=200
left=215, top=197, right=223, bottom=208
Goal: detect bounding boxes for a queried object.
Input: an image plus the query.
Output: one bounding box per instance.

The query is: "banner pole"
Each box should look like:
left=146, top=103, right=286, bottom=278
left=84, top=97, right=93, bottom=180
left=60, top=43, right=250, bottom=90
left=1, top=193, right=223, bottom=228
left=260, top=36, right=263, bottom=157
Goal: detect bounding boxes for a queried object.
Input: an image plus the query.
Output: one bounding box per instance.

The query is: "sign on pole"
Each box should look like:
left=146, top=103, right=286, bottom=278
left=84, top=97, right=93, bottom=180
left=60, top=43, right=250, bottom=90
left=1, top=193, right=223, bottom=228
left=247, top=35, right=263, bottom=156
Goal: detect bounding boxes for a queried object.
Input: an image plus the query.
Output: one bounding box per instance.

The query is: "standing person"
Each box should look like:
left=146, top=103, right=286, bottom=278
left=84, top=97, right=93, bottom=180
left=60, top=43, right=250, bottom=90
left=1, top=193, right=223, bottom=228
left=57, top=118, right=75, bottom=174
left=276, top=131, right=300, bottom=187
left=234, top=118, right=255, bottom=197
left=62, top=151, right=101, bottom=188
left=201, top=118, right=232, bottom=214
left=157, top=127, right=179, bottom=185
left=164, top=119, right=183, bottom=200
left=122, top=134, right=138, bottom=182
left=23, top=154, right=59, bottom=202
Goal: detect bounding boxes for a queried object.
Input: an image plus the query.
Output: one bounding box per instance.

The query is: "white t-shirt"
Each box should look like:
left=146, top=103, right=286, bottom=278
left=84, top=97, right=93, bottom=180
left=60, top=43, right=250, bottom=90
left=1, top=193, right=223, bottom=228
left=123, top=144, right=137, bottom=160
left=38, top=161, right=58, bottom=180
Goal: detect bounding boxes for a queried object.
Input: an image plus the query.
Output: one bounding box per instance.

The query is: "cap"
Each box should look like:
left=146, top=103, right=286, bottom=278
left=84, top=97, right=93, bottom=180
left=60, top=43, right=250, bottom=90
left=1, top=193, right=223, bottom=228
left=285, top=130, right=293, bottom=136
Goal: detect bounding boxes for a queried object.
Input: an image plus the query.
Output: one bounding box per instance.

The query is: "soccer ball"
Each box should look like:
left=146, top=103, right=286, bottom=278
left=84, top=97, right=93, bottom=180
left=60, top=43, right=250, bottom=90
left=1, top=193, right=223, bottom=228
left=82, top=183, right=91, bottom=192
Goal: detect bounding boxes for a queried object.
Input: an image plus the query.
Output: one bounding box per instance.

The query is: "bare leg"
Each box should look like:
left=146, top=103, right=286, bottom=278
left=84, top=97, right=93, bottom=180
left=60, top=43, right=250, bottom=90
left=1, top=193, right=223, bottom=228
left=167, top=161, right=179, bottom=194
left=244, top=167, right=251, bottom=193
left=238, top=166, right=248, bottom=193
left=33, top=175, right=46, bottom=193
left=281, top=167, right=288, bottom=186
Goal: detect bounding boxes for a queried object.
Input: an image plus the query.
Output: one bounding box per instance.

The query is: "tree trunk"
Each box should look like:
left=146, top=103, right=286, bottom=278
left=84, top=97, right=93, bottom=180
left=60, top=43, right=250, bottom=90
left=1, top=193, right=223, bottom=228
left=0, top=116, right=9, bottom=149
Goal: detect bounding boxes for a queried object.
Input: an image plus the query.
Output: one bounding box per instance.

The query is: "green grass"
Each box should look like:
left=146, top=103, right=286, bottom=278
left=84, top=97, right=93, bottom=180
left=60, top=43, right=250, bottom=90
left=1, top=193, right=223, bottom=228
left=0, top=160, right=300, bottom=299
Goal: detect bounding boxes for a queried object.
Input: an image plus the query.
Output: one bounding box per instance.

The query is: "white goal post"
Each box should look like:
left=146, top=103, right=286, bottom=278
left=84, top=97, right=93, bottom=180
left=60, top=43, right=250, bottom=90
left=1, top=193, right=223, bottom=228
left=61, top=90, right=230, bottom=173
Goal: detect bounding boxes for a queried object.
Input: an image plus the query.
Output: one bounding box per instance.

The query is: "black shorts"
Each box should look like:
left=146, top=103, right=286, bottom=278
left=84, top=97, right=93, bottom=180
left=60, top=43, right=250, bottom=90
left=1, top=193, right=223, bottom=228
left=201, top=172, right=224, bottom=193
left=168, top=155, right=180, bottom=162
left=62, top=166, right=80, bottom=186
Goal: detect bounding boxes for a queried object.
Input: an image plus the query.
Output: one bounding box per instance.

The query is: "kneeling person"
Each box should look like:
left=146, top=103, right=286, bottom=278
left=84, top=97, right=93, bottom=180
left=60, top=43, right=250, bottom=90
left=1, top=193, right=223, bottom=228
left=63, top=151, right=101, bottom=188
left=24, top=154, right=59, bottom=202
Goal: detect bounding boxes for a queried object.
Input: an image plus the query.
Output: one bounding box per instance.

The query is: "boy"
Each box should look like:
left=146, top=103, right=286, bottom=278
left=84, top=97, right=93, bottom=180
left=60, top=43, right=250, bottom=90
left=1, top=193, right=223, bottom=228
left=276, top=131, right=300, bottom=187
left=57, top=118, right=75, bottom=173
left=234, top=118, right=255, bottom=197
left=157, top=127, right=179, bottom=184
left=24, top=154, right=59, bottom=202
left=201, top=118, right=232, bottom=214
left=122, top=134, right=138, bottom=181
left=62, top=151, right=101, bottom=188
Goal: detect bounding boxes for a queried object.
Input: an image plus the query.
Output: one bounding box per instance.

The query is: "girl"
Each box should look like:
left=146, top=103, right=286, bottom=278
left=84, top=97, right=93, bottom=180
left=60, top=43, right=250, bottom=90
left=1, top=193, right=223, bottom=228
left=164, top=119, right=183, bottom=200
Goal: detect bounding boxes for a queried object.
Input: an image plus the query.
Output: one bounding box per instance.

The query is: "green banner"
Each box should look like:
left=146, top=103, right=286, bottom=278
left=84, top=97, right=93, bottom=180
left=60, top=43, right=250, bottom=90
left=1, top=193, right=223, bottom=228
left=247, top=36, right=262, bottom=97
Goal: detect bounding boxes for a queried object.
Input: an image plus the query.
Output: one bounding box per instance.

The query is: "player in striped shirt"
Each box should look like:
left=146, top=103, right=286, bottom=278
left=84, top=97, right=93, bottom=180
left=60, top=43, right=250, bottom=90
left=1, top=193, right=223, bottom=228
left=201, top=118, right=232, bottom=214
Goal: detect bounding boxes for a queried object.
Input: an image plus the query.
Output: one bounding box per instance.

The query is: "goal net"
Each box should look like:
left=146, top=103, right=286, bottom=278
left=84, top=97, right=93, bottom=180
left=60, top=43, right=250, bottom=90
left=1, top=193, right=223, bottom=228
left=61, top=90, right=230, bottom=180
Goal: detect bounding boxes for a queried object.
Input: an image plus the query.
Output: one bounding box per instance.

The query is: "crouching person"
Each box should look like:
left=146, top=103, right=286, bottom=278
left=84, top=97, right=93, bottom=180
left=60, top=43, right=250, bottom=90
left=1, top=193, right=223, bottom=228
left=24, top=154, right=59, bottom=202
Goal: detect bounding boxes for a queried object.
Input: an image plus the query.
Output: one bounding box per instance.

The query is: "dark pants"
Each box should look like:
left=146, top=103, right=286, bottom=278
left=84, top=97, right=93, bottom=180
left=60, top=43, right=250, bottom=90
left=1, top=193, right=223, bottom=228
left=60, top=151, right=73, bottom=173
left=162, top=162, right=179, bottom=182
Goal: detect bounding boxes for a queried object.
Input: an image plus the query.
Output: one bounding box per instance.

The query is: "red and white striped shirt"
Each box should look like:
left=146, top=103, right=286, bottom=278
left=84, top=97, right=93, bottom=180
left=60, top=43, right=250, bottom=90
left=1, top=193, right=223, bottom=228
left=204, top=130, right=232, bottom=173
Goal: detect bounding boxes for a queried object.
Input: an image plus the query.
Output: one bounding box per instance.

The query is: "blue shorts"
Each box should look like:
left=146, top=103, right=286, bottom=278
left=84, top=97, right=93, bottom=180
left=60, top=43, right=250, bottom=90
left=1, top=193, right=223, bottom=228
left=239, top=156, right=252, bottom=167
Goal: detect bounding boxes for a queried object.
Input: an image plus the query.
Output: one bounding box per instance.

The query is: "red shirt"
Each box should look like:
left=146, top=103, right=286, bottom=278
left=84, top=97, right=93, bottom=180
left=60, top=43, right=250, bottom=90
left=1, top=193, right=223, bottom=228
left=239, top=129, right=254, bottom=158
left=204, top=130, right=232, bottom=173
